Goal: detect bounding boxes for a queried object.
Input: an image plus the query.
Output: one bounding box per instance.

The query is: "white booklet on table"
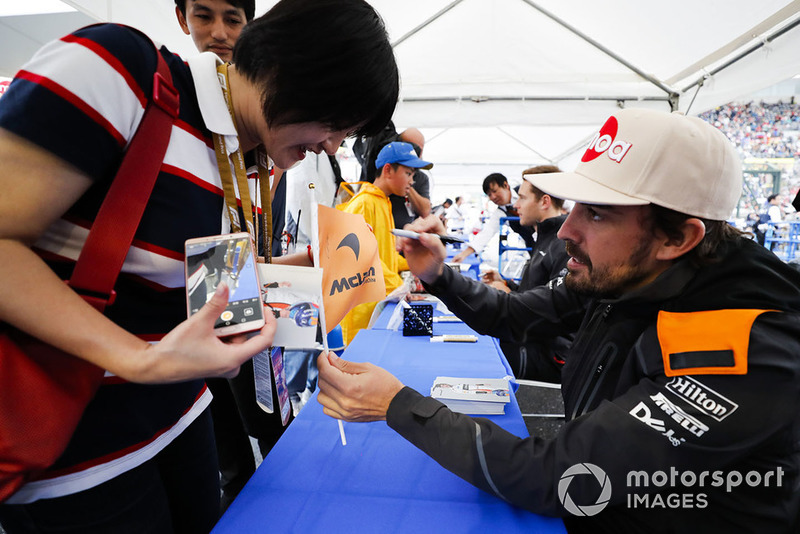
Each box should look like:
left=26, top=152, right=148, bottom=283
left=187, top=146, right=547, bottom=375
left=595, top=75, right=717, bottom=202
left=430, top=376, right=510, bottom=415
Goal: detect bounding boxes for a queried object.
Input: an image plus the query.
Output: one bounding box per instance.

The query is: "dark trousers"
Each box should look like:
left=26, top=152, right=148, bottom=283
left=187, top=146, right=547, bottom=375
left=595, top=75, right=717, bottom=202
left=205, top=378, right=256, bottom=513
left=206, top=357, right=294, bottom=513
left=0, top=409, right=220, bottom=534
left=228, top=358, right=292, bottom=458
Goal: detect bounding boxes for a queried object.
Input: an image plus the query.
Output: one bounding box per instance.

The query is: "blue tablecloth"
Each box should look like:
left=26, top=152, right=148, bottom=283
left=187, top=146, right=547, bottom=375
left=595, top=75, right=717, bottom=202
left=371, top=300, right=519, bottom=388
left=213, top=328, right=565, bottom=533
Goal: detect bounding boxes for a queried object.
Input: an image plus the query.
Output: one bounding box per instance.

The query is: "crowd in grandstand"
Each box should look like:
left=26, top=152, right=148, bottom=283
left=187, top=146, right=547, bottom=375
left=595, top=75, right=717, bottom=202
left=701, top=98, right=800, bottom=159
left=701, top=100, right=799, bottom=227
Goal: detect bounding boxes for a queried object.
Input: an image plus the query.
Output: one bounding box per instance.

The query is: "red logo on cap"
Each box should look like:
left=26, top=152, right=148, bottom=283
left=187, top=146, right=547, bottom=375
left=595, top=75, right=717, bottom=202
left=582, top=116, right=632, bottom=164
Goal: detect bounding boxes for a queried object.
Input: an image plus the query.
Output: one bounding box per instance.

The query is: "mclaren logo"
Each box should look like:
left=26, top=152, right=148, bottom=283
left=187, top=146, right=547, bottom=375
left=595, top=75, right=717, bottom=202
left=337, top=233, right=361, bottom=260
left=330, top=266, right=377, bottom=295
left=330, top=233, right=377, bottom=295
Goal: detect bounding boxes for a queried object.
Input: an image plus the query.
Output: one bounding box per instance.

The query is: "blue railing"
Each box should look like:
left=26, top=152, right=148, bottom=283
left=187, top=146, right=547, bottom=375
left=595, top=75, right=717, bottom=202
left=763, top=221, right=800, bottom=262
left=498, top=216, right=532, bottom=282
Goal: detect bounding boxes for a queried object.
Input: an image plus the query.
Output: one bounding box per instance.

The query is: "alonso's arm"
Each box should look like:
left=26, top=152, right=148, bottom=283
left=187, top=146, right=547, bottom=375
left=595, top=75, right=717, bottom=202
left=423, top=265, right=586, bottom=343
left=384, top=311, right=800, bottom=524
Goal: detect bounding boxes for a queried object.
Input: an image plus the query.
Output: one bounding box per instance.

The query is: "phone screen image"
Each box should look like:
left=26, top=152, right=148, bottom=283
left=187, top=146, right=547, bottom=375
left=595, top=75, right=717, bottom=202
left=185, top=233, right=265, bottom=336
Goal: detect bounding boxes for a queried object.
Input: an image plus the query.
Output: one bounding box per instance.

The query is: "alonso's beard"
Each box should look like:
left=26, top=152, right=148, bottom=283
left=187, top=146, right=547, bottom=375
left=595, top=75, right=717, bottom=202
left=563, top=238, right=655, bottom=298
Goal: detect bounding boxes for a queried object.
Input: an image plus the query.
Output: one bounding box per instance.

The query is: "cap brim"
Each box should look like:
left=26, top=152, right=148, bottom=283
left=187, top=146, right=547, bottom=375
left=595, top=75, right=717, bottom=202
left=404, top=157, right=433, bottom=170
left=524, top=171, right=648, bottom=206
left=378, top=158, right=433, bottom=170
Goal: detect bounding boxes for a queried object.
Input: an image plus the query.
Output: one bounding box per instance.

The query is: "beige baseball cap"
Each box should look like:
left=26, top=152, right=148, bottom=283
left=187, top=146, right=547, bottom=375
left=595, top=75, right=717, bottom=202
left=524, top=109, right=742, bottom=221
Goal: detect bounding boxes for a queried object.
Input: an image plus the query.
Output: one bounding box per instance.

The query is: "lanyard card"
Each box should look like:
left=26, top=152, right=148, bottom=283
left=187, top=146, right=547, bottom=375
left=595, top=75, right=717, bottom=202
left=254, top=349, right=274, bottom=414
left=271, top=347, right=291, bottom=426
left=253, top=347, right=290, bottom=426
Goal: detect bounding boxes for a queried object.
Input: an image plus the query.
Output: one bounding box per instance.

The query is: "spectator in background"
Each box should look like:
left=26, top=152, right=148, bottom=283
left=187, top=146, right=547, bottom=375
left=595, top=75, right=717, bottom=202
left=451, top=173, right=535, bottom=263
left=391, top=128, right=433, bottom=228
left=701, top=100, right=800, bottom=213
left=767, top=193, right=785, bottom=222
left=352, top=120, right=398, bottom=183
left=338, top=142, right=432, bottom=344
left=352, top=125, right=433, bottom=228
left=746, top=210, right=767, bottom=245
left=701, top=99, right=800, bottom=160
left=432, top=198, right=452, bottom=224
left=445, top=196, right=466, bottom=237
left=175, top=0, right=253, bottom=63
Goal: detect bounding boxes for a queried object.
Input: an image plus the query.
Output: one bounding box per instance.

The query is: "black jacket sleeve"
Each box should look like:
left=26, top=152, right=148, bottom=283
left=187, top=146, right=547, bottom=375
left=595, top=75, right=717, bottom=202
left=423, top=265, right=586, bottom=344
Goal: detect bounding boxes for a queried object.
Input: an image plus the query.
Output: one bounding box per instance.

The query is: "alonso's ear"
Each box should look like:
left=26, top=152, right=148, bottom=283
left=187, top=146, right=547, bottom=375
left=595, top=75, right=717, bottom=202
left=655, top=218, right=706, bottom=261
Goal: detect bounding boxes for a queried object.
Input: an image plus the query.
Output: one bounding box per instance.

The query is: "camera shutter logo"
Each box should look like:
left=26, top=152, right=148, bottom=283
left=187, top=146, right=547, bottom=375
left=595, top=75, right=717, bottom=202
left=558, top=463, right=612, bottom=516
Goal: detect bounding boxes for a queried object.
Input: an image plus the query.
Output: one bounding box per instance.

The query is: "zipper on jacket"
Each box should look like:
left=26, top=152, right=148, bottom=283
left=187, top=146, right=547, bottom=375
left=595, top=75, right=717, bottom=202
left=567, top=303, right=614, bottom=420
left=571, top=344, right=616, bottom=419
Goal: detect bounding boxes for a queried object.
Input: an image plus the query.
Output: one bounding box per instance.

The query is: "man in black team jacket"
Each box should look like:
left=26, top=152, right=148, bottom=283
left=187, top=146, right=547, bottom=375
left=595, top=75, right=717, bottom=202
left=481, top=165, right=571, bottom=381
left=317, top=109, right=800, bottom=533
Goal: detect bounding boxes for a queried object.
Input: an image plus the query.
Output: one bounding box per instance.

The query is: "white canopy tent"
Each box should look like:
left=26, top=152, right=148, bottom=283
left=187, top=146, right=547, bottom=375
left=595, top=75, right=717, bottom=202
left=2, top=0, right=800, bottom=197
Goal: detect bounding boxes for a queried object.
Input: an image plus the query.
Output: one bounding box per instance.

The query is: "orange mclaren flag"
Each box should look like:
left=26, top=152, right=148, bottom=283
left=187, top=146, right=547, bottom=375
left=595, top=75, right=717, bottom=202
left=317, top=204, right=385, bottom=333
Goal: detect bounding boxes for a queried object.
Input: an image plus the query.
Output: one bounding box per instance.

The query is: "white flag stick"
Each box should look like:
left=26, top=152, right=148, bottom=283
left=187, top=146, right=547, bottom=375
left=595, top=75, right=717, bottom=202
left=309, top=184, right=346, bottom=446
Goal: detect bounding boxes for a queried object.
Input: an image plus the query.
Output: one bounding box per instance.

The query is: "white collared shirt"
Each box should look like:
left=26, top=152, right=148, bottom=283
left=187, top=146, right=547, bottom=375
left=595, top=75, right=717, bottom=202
left=187, top=52, right=240, bottom=157
left=468, top=188, right=520, bottom=254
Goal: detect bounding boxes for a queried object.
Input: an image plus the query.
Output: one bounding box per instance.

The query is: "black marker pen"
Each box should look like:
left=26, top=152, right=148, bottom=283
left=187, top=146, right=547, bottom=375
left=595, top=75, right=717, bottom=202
left=391, top=229, right=465, bottom=245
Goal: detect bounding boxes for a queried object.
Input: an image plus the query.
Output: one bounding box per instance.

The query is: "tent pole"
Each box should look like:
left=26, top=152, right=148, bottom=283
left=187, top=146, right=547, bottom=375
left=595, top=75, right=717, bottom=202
left=680, top=16, right=800, bottom=94
left=498, top=127, right=554, bottom=164
left=552, top=132, right=600, bottom=164
left=400, top=95, right=672, bottom=103
left=517, top=0, right=679, bottom=103
left=392, top=0, right=467, bottom=48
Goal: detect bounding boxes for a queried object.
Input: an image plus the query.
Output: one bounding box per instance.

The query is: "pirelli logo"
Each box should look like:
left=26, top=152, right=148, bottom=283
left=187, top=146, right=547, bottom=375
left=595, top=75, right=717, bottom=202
left=666, top=376, right=738, bottom=422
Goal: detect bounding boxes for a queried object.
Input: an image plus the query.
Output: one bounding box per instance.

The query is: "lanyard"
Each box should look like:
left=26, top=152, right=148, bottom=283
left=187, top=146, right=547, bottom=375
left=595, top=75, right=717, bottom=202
left=212, top=63, right=272, bottom=262
left=255, top=147, right=273, bottom=262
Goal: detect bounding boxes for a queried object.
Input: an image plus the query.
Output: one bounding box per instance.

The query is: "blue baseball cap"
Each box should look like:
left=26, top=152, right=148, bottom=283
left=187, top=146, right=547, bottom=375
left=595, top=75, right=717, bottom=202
left=375, top=141, right=433, bottom=170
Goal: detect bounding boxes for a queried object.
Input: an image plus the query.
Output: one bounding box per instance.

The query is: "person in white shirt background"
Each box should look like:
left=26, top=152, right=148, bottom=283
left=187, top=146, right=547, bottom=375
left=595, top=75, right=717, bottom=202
left=451, top=173, right=535, bottom=263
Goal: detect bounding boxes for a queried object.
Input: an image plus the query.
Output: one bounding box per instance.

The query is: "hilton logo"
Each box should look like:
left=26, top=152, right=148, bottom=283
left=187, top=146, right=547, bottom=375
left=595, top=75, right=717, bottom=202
left=666, top=376, right=738, bottom=422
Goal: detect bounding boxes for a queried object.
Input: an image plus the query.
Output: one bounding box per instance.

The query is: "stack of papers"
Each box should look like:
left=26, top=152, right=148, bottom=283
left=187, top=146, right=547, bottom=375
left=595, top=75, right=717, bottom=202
left=444, top=262, right=472, bottom=273
left=430, top=377, right=510, bottom=415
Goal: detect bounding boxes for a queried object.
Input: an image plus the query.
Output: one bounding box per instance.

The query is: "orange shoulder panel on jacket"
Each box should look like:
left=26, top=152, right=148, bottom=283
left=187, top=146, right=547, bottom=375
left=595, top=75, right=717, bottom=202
left=657, top=309, right=774, bottom=377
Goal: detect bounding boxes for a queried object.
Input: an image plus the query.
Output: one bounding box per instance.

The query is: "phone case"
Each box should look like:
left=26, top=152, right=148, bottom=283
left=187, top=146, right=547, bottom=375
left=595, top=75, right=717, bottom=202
left=185, top=232, right=265, bottom=337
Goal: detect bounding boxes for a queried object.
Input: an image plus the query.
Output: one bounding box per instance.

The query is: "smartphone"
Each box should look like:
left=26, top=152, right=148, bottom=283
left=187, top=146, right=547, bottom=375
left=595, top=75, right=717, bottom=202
left=185, top=232, right=265, bottom=337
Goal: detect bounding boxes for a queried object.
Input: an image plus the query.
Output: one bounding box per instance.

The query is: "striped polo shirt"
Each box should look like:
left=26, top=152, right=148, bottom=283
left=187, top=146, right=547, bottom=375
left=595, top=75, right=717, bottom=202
left=0, top=23, right=254, bottom=503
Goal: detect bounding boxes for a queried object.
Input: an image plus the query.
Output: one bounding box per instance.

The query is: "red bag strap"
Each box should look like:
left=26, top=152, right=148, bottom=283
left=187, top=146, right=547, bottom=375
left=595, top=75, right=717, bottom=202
left=68, top=46, right=179, bottom=313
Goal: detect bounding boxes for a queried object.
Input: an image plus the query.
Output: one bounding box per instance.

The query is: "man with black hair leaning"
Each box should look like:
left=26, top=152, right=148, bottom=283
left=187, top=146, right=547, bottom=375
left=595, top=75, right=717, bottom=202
left=0, top=0, right=398, bottom=531
left=318, top=109, right=800, bottom=532
left=175, top=0, right=272, bottom=513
